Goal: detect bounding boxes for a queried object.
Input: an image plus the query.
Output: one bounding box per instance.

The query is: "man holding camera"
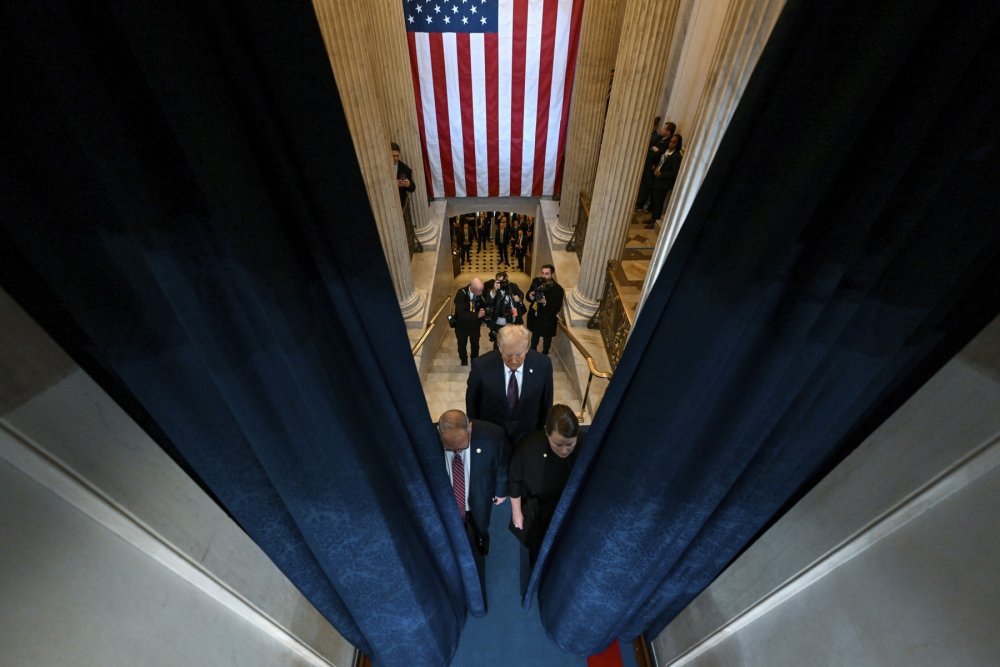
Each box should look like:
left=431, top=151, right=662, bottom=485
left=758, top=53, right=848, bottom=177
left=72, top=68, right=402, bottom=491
left=453, top=278, right=487, bottom=366
left=484, top=271, right=524, bottom=349
left=391, top=142, right=416, bottom=209
left=526, top=264, right=565, bottom=355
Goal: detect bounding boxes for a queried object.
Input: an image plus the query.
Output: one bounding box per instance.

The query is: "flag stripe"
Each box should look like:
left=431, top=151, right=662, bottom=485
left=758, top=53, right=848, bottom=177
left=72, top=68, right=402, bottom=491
left=521, top=0, right=543, bottom=195
left=508, top=1, right=528, bottom=195
left=442, top=34, right=466, bottom=196
left=413, top=34, right=444, bottom=197
left=428, top=35, right=456, bottom=196
left=497, top=3, right=512, bottom=195
left=531, top=0, right=559, bottom=195
left=456, top=34, right=478, bottom=197
left=552, top=0, right=583, bottom=196
left=542, top=0, right=573, bottom=194
left=485, top=32, right=500, bottom=196
left=407, top=34, right=434, bottom=199
left=469, top=36, right=489, bottom=196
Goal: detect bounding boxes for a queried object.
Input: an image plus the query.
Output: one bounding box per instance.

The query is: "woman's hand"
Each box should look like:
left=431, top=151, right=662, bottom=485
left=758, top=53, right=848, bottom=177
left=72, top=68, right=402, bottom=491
left=510, top=496, right=524, bottom=529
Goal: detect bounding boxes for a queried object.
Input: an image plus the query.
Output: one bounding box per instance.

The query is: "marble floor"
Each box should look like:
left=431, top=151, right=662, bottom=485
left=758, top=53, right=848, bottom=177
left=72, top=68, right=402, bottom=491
left=617, top=210, right=660, bottom=312
left=450, top=229, right=532, bottom=288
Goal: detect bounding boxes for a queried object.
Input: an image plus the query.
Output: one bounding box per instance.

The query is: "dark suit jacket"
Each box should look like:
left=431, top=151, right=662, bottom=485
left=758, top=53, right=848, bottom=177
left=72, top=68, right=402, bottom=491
left=453, top=286, right=484, bottom=334
left=396, top=160, right=416, bottom=207
left=652, top=150, right=682, bottom=192
left=464, top=420, right=510, bottom=535
left=495, top=226, right=511, bottom=247
left=466, top=350, right=554, bottom=446
left=526, top=280, right=565, bottom=337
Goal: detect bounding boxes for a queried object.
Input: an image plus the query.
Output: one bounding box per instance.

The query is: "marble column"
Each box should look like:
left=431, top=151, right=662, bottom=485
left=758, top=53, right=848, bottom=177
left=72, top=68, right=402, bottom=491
left=565, top=0, right=682, bottom=321
left=553, top=0, right=626, bottom=246
left=636, top=0, right=787, bottom=315
left=312, top=0, right=426, bottom=322
left=366, top=0, right=439, bottom=249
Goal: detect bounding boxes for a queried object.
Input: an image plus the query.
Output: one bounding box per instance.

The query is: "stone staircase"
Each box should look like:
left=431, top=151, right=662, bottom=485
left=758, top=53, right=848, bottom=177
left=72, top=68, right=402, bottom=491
left=420, top=334, right=578, bottom=422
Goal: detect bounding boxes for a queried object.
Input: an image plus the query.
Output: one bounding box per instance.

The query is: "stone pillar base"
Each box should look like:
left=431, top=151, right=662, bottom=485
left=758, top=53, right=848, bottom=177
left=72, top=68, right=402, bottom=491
left=413, top=223, right=440, bottom=250
left=400, top=287, right=428, bottom=328
left=551, top=221, right=575, bottom=249
left=565, top=286, right=599, bottom=326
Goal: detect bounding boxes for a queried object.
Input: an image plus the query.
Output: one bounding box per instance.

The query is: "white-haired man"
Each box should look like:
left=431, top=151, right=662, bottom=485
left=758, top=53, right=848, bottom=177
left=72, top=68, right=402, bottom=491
left=466, top=325, right=554, bottom=448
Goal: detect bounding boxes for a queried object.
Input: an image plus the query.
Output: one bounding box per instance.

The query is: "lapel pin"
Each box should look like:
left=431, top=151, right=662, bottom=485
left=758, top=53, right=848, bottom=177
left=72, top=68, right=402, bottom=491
left=476, top=448, right=481, bottom=454
left=529, top=368, right=534, bottom=374
left=543, top=453, right=548, bottom=458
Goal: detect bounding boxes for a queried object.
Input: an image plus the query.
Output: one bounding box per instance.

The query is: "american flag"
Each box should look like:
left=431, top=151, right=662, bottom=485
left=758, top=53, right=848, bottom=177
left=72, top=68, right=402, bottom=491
left=404, top=0, right=583, bottom=198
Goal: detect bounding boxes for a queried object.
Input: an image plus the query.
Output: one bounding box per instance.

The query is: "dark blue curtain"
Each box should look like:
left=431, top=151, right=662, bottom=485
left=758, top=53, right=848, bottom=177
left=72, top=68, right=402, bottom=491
left=529, top=0, right=1000, bottom=654
left=0, top=3, right=479, bottom=665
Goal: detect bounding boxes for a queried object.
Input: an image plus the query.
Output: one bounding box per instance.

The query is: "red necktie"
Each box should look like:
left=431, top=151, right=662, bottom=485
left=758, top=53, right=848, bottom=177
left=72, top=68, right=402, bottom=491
left=452, top=452, right=466, bottom=521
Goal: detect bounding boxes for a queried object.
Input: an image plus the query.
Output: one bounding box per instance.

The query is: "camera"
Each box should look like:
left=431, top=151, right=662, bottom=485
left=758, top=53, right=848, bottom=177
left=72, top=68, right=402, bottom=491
left=529, top=276, right=550, bottom=304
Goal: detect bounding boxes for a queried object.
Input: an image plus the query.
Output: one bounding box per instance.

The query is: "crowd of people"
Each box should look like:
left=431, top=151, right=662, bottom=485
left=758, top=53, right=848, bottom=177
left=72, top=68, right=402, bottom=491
left=436, top=323, right=584, bottom=603
left=419, top=132, right=680, bottom=603
left=451, top=263, right=565, bottom=365
left=451, top=211, right=535, bottom=272
left=636, top=118, right=684, bottom=229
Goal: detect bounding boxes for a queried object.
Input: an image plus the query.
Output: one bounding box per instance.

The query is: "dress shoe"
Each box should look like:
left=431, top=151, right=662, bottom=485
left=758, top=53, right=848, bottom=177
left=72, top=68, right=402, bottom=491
left=460, top=359, right=468, bottom=366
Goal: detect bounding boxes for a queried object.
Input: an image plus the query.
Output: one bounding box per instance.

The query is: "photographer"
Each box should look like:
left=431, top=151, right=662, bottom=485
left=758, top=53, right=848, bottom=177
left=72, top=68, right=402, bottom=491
left=452, top=278, right=487, bottom=366
left=484, top=271, right=524, bottom=349
left=526, top=264, right=564, bottom=355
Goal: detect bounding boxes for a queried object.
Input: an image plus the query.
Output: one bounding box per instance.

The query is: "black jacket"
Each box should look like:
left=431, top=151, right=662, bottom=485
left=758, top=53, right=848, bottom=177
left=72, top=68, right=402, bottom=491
left=466, top=350, right=554, bottom=446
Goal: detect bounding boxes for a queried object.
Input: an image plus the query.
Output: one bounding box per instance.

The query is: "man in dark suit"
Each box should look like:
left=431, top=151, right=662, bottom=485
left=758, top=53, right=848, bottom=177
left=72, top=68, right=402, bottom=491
left=475, top=212, right=490, bottom=253
left=453, top=277, right=486, bottom=366
left=481, top=271, right=523, bottom=350
left=649, top=133, right=683, bottom=228
left=466, top=324, right=554, bottom=448
left=391, top=142, right=416, bottom=208
left=636, top=121, right=675, bottom=212
left=438, top=410, right=509, bottom=604
left=495, top=218, right=512, bottom=266
left=526, top=264, right=565, bottom=355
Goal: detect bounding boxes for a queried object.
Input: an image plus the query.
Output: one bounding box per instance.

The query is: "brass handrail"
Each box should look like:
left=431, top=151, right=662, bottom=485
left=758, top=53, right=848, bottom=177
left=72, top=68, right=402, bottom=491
left=606, top=265, right=635, bottom=328
left=411, top=297, right=453, bottom=357
left=557, top=317, right=613, bottom=380
left=556, top=316, right=612, bottom=422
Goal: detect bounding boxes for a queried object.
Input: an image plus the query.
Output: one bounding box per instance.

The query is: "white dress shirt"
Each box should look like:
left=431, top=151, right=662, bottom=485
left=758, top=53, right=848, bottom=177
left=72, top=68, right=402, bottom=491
left=504, top=365, right=523, bottom=400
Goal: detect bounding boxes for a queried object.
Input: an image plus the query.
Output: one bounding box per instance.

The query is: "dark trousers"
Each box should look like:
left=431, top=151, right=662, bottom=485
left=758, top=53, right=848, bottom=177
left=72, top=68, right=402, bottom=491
left=497, top=242, right=509, bottom=264
left=650, top=185, right=674, bottom=221
left=477, top=230, right=488, bottom=251
left=636, top=167, right=654, bottom=209
left=466, top=519, right=487, bottom=609
left=460, top=244, right=471, bottom=263
left=530, top=331, right=552, bottom=354
left=456, top=328, right=480, bottom=362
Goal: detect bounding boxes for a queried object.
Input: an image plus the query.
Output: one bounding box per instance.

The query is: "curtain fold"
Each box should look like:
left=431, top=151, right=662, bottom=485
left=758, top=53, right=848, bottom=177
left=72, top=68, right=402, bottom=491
left=527, top=0, right=1000, bottom=654
left=0, top=2, right=479, bottom=665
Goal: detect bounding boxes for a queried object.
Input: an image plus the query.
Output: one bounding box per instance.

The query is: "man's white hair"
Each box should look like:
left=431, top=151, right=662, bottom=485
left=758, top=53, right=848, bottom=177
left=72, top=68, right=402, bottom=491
left=497, top=324, right=530, bottom=351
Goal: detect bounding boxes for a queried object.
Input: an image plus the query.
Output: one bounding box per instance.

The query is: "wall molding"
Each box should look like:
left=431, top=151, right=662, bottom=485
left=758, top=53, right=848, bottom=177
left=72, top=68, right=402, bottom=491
left=0, top=418, right=343, bottom=667
left=657, top=431, right=1000, bottom=667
